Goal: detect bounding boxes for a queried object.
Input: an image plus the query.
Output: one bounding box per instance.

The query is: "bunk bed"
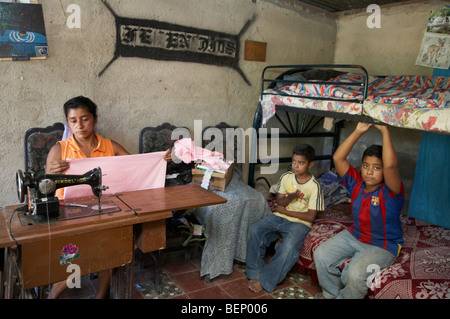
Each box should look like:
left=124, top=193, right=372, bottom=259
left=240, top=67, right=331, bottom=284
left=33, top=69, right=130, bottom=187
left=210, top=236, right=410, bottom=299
left=257, top=64, right=449, bottom=132
left=249, top=64, right=450, bottom=299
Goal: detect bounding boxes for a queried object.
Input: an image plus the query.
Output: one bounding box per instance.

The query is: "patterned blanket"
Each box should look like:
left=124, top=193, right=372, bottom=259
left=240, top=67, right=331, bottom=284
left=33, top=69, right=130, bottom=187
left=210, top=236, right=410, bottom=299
left=260, top=74, right=450, bottom=132
left=192, top=168, right=272, bottom=280
left=276, top=74, right=450, bottom=108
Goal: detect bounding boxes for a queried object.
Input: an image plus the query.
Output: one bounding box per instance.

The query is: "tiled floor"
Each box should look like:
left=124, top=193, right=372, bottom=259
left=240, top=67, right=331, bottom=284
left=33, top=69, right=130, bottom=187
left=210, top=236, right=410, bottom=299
left=56, top=246, right=322, bottom=300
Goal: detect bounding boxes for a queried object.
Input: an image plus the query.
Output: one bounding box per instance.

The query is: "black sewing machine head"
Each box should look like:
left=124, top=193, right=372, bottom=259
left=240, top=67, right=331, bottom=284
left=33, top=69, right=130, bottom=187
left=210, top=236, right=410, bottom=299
left=16, top=167, right=107, bottom=219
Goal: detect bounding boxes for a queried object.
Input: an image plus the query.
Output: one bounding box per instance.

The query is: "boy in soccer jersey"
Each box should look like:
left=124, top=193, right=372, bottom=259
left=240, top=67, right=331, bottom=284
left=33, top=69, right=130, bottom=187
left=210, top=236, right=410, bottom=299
left=246, top=144, right=324, bottom=293
left=314, top=122, right=404, bottom=299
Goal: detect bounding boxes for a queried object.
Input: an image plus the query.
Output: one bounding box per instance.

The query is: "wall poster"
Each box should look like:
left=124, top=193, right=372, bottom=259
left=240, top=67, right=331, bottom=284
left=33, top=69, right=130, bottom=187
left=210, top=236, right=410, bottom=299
left=416, top=8, right=450, bottom=69
left=0, top=1, right=48, bottom=60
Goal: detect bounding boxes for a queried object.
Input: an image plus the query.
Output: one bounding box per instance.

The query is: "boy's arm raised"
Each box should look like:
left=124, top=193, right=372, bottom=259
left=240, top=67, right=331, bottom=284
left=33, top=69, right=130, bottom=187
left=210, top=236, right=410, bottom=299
left=375, top=125, right=402, bottom=194
left=333, top=122, right=372, bottom=178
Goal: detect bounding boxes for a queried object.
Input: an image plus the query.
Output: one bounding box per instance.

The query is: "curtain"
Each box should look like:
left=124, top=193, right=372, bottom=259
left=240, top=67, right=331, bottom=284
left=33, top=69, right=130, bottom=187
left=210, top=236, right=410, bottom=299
left=408, top=67, right=450, bottom=229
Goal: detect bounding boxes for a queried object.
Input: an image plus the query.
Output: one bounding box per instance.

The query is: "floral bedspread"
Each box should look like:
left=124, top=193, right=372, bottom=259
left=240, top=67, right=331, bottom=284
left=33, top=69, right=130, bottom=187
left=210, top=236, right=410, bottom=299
left=296, top=202, right=450, bottom=299
left=368, top=216, right=450, bottom=299
left=260, top=74, right=450, bottom=133
left=363, top=99, right=449, bottom=133
left=297, top=203, right=353, bottom=273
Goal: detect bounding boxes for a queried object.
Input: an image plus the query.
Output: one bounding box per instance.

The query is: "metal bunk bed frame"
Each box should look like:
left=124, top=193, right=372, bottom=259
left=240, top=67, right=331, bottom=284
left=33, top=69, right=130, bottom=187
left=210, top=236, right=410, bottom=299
left=248, top=64, right=370, bottom=188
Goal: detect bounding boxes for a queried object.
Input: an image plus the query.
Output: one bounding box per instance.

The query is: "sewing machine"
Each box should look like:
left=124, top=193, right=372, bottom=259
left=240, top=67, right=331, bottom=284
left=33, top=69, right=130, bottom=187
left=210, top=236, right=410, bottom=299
left=16, top=167, right=108, bottom=219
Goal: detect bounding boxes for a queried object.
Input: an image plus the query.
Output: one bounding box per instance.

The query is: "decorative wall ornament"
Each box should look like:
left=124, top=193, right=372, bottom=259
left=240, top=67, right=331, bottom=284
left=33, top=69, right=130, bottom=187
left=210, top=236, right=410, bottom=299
left=100, top=1, right=255, bottom=85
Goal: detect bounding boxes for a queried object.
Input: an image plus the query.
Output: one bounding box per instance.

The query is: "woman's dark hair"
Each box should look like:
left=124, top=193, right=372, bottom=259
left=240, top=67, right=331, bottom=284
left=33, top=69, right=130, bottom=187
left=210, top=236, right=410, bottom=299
left=63, top=96, right=98, bottom=119
left=362, top=144, right=383, bottom=161
left=293, top=144, right=315, bottom=162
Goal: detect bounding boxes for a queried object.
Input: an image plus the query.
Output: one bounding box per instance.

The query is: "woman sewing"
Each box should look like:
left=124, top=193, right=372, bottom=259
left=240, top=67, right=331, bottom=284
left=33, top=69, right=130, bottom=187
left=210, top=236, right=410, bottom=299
left=45, top=96, right=130, bottom=299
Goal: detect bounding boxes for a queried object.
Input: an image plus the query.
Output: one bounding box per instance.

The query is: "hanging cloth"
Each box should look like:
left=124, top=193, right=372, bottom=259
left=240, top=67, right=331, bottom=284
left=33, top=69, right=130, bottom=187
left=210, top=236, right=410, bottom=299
left=63, top=152, right=167, bottom=199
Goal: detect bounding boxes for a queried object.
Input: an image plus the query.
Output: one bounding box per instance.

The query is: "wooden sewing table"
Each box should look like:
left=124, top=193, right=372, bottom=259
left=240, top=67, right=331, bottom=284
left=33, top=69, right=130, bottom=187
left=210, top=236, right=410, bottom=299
left=0, top=184, right=226, bottom=298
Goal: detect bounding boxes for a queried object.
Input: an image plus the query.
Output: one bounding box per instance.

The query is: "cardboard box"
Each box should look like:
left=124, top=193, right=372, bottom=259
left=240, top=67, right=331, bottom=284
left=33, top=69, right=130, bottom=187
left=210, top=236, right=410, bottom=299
left=191, top=163, right=234, bottom=192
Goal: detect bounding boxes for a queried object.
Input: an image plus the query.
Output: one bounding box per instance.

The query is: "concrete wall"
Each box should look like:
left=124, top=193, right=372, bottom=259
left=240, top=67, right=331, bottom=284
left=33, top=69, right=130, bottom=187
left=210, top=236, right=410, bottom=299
left=334, top=0, right=450, bottom=76
left=0, top=0, right=336, bottom=206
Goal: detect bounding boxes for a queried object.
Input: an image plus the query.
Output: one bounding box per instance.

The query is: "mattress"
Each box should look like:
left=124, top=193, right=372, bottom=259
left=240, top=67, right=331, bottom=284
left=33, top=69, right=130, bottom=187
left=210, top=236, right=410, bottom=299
left=260, top=74, right=450, bottom=133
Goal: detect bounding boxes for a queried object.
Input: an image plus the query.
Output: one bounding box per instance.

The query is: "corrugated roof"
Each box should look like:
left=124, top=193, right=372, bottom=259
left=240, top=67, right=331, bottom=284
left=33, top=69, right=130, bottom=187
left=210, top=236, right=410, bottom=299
left=297, top=0, right=411, bottom=12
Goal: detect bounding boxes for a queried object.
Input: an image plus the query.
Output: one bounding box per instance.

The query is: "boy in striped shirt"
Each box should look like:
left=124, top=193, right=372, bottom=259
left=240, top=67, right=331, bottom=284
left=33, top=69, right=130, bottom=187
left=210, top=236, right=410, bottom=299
left=314, top=123, right=404, bottom=299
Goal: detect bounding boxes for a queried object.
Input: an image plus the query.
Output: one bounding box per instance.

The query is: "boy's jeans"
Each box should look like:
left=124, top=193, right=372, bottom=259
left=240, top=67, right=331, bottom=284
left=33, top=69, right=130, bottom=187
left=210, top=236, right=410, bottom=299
left=314, top=229, right=397, bottom=299
left=246, top=214, right=310, bottom=292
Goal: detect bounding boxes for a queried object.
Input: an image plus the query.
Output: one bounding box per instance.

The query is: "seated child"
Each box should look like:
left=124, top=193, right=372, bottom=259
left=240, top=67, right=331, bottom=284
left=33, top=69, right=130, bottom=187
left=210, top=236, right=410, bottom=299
left=314, top=123, right=404, bottom=299
left=246, top=144, right=324, bottom=293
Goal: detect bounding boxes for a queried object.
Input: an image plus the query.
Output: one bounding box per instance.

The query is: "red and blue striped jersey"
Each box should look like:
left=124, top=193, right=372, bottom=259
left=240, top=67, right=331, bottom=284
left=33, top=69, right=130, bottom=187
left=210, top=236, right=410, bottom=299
left=339, top=165, right=404, bottom=256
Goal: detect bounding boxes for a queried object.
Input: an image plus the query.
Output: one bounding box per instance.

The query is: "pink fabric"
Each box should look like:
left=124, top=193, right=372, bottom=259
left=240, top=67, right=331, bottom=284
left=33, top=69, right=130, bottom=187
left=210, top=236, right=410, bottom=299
left=173, top=138, right=230, bottom=171
left=63, top=152, right=167, bottom=199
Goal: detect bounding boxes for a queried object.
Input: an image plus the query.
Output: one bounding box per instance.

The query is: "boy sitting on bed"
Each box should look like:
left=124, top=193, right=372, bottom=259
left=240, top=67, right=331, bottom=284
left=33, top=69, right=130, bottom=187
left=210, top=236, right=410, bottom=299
left=314, top=122, right=404, bottom=299
left=246, top=144, right=324, bottom=293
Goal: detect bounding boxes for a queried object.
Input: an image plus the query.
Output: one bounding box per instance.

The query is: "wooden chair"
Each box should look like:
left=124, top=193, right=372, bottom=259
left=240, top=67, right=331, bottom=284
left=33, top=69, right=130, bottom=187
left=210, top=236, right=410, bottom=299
left=139, top=122, right=190, bottom=154
left=19, top=122, right=65, bottom=298
left=24, top=122, right=65, bottom=177
left=202, top=122, right=239, bottom=160
left=202, top=121, right=242, bottom=171
left=190, top=123, right=273, bottom=282
left=139, top=122, right=192, bottom=187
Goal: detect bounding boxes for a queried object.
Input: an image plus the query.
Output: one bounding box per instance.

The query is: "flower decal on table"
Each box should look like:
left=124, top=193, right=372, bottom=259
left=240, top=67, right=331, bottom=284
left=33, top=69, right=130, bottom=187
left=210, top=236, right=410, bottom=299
left=59, top=244, right=80, bottom=265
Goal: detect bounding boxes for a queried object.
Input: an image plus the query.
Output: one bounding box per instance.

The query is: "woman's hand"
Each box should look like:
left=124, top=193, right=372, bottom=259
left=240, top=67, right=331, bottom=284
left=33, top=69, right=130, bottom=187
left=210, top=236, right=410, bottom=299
left=164, top=148, right=173, bottom=162
left=46, top=160, right=69, bottom=175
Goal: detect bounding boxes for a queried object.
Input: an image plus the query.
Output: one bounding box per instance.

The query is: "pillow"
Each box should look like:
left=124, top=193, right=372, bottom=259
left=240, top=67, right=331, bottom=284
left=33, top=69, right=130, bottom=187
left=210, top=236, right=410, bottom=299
left=301, top=69, right=345, bottom=81
left=317, top=171, right=351, bottom=210
left=277, top=74, right=307, bottom=89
